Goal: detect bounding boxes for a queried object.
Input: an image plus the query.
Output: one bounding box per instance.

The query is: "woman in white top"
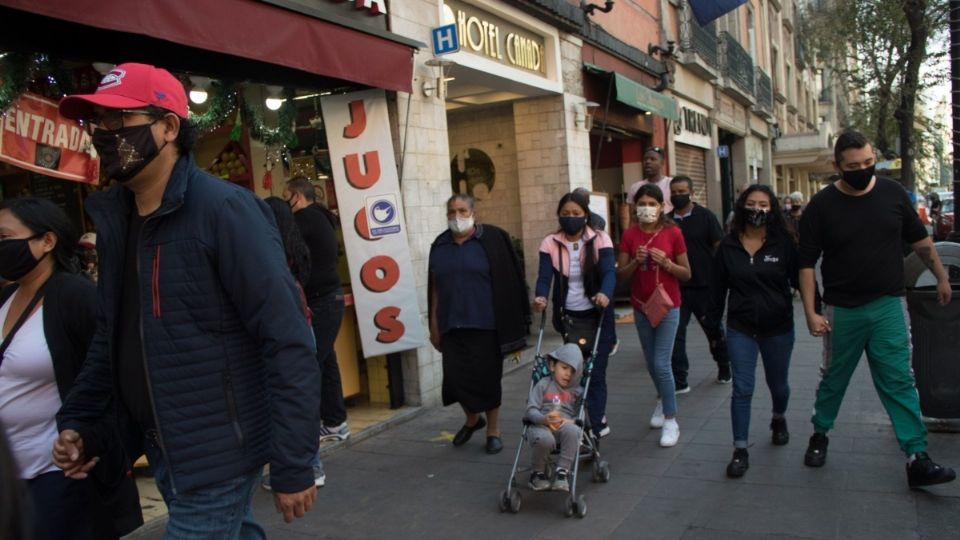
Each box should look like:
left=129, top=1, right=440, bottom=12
left=0, top=197, right=141, bottom=540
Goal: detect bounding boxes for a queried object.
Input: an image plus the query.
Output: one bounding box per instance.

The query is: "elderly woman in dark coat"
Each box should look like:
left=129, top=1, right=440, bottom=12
left=428, top=194, right=529, bottom=455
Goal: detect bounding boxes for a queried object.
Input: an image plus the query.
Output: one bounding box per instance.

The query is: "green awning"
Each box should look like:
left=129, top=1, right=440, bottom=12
left=583, top=63, right=679, bottom=121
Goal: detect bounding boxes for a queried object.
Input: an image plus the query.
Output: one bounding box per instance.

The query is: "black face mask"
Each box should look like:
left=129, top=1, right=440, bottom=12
left=742, top=208, right=769, bottom=228
left=559, top=216, right=588, bottom=236
left=841, top=165, right=875, bottom=191
left=93, top=121, right=164, bottom=183
left=0, top=234, right=46, bottom=281
left=670, top=194, right=691, bottom=210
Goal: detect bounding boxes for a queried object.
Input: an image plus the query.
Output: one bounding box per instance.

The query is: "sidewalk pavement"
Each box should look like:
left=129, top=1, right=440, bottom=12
left=128, top=301, right=960, bottom=539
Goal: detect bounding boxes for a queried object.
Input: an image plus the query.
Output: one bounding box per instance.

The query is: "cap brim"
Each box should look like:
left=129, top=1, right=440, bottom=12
left=59, top=94, right=151, bottom=120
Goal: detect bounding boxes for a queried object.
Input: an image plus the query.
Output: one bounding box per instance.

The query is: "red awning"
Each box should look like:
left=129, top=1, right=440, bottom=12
left=0, top=0, right=414, bottom=93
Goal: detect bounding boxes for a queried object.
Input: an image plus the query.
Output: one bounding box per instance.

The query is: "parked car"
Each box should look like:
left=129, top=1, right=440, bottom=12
left=933, top=193, right=954, bottom=240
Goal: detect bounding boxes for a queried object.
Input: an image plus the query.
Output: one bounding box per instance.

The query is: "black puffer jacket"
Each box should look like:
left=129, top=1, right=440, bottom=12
left=58, top=156, right=320, bottom=494
left=707, top=232, right=800, bottom=338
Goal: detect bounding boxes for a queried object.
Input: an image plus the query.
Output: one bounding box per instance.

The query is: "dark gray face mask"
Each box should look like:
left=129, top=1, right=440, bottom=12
left=742, top=207, right=769, bottom=228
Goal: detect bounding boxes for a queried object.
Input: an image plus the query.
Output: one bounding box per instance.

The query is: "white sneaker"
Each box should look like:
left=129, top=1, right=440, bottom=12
left=660, top=419, right=679, bottom=447
left=649, top=401, right=665, bottom=429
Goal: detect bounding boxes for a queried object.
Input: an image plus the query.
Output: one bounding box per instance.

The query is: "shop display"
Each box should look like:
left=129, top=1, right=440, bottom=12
left=207, top=141, right=252, bottom=184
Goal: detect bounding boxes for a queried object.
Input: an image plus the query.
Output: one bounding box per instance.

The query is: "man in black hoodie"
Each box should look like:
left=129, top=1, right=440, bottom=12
left=285, top=178, right=351, bottom=459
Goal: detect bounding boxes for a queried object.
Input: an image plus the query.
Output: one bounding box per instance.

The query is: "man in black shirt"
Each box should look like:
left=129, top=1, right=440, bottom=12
left=798, top=130, right=955, bottom=488
left=669, top=176, right=730, bottom=390
left=285, top=178, right=350, bottom=448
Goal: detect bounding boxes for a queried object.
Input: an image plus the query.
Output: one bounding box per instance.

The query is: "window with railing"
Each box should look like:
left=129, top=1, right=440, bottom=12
left=756, top=68, right=774, bottom=112
left=682, top=1, right=720, bottom=68
left=722, top=31, right=755, bottom=95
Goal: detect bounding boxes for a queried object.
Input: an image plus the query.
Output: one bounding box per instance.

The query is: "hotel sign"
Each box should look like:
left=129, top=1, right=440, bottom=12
left=445, top=0, right=546, bottom=74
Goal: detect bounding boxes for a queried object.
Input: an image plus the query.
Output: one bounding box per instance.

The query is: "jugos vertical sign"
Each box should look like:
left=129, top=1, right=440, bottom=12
left=321, top=89, right=425, bottom=356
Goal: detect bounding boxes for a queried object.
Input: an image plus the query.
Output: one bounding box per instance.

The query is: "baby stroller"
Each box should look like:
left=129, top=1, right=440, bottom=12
left=498, top=313, right=611, bottom=518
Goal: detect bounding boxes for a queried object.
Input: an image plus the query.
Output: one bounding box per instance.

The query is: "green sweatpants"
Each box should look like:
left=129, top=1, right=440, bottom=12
left=811, top=295, right=927, bottom=455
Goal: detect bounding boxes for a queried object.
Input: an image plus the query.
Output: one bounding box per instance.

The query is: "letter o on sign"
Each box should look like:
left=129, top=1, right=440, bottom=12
left=360, top=255, right=400, bottom=293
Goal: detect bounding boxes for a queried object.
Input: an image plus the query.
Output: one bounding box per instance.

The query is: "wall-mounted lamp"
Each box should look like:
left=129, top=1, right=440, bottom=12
left=582, top=0, right=614, bottom=16
left=423, top=58, right=457, bottom=99
left=265, top=85, right=284, bottom=111
left=188, top=76, right=212, bottom=105
left=575, top=101, right=600, bottom=130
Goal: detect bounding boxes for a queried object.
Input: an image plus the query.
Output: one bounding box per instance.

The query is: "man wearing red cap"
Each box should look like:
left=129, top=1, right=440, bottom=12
left=51, top=63, right=322, bottom=536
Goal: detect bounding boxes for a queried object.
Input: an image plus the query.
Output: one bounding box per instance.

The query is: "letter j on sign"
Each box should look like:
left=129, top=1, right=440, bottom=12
left=432, top=24, right=460, bottom=56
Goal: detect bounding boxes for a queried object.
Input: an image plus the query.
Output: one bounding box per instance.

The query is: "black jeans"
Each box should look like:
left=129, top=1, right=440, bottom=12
left=671, top=286, right=729, bottom=386
left=309, top=289, right=347, bottom=426
left=27, top=471, right=114, bottom=540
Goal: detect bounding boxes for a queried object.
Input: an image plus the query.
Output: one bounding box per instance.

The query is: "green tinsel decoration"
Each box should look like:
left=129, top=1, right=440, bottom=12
left=241, top=87, right=298, bottom=148
left=229, top=110, right=242, bottom=141
left=190, top=81, right=238, bottom=134
left=0, top=53, right=75, bottom=113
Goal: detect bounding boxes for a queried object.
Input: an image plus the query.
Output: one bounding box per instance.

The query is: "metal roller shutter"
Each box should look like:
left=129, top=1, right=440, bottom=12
left=674, top=143, right=708, bottom=205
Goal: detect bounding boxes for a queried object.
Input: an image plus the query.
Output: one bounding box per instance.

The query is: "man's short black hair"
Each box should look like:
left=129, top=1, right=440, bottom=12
left=670, top=175, right=694, bottom=191
left=834, top=130, right=871, bottom=164
left=144, top=106, right=197, bottom=155
left=287, top=176, right=317, bottom=202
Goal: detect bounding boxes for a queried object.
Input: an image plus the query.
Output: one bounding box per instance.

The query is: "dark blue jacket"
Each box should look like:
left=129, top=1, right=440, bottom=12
left=57, top=156, right=320, bottom=494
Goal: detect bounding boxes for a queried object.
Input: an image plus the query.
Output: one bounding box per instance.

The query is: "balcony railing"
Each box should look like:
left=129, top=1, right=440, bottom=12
left=679, top=1, right=720, bottom=69
left=690, top=20, right=719, bottom=68
left=755, top=68, right=773, bottom=112
left=721, top=32, right=755, bottom=96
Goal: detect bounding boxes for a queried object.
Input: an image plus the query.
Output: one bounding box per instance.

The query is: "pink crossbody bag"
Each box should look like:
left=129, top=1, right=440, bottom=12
left=632, top=230, right=674, bottom=327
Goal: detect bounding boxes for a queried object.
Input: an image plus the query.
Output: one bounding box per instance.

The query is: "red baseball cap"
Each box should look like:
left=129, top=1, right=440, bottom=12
left=59, top=63, right=189, bottom=120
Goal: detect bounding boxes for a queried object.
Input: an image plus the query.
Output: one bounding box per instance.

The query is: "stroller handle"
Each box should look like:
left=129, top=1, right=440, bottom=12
left=534, top=310, right=547, bottom=356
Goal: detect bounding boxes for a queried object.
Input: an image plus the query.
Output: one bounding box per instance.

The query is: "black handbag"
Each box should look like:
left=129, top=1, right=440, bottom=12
left=562, top=311, right=599, bottom=357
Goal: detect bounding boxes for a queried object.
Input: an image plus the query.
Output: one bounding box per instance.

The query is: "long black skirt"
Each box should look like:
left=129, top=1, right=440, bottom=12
left=441, top=329, right=503, bottom=413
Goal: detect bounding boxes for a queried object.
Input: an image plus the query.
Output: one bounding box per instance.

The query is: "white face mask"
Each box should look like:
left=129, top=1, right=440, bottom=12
left=448, top=215, right=475, bottom=235
left=635, top=206, right=659, bottom=224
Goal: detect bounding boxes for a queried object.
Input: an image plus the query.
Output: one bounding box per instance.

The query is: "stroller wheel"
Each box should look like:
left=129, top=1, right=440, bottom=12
left=576, top=495, right=588, bottom=518
left=509, top=490, right=522, bottom=513
left=564, top=495, right=576, bottom=518
left=498, top=490, right=510, bottom=513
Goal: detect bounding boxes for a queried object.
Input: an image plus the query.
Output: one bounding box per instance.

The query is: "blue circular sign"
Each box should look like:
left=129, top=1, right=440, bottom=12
left=371, top=200, right=396, bottom=225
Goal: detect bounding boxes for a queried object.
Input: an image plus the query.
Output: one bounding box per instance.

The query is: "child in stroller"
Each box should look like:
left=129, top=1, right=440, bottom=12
left=524, top=343, right=584, bottom=492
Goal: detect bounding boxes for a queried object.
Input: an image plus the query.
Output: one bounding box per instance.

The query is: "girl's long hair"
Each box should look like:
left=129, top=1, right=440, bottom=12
left=264, top=197, right=312, bottom=285
left=730, top=184, right=795, bottom=241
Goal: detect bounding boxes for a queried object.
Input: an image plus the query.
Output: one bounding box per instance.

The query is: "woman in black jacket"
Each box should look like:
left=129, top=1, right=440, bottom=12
left=708, top=185, right=799, bottom=479
left=0, top=197, right=141, bottom=539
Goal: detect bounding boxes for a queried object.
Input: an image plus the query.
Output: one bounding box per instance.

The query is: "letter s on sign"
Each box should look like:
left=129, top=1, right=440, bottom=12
left=360, top=255, right=400, bottom=292
left=374, top=306, right=405, bottom=343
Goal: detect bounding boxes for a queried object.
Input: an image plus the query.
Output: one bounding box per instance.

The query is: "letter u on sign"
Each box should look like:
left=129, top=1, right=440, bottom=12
left=344, top=151, right=381, bottom=189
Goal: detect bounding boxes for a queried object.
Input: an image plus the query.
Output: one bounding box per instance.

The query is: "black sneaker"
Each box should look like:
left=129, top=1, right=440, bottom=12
left=675, top=382, right=691, bottom=394
left=717, top=364, right=732, bottom=384
left=907, top=453, right=957, bottom=488
left=804, top=432, right=828, bottom=467
left=528, top=471, right=550, bottom=491
left=771, top=418, right=789, bottom=446
left=726, top=448, right=749, bottom=478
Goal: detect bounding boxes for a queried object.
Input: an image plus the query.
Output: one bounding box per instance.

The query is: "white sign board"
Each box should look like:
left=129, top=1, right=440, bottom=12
left=321, top=89, right=426, bottom=357
left=588, top=192, right=610, bottom=234
left=673, top=97, right=712, bottom=150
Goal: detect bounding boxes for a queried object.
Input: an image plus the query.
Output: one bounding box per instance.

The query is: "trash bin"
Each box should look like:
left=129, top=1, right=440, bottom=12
left=904, top=242, right=960, bottom=419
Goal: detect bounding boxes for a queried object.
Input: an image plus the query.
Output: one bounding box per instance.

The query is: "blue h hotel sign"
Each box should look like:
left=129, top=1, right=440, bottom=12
left=432, top=24, right=460, bottom=56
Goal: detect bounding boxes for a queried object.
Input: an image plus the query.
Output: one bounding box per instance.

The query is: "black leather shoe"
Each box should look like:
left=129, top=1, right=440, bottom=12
left=485, top=435, right=503, bottom=454
left=452, top=416, right=486, bottom=446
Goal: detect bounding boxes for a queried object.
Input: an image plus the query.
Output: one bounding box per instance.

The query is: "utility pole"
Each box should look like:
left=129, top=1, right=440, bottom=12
left=952, top=0, right=960, bottom=240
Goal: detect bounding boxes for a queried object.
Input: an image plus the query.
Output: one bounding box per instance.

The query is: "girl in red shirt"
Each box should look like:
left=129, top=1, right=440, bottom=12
left=618, top=184, right=691, bottom=447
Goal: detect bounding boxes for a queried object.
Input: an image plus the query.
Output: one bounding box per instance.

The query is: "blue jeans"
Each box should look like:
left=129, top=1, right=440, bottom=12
left=634, top=308, right=681, bottom=417
left=585, top=305, right=616, bottom=435
left=727, top=327, right=794, bottom=446
left=145, top=443, right=265, bottom=539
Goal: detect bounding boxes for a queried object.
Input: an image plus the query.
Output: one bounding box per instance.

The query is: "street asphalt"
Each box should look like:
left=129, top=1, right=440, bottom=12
left=127, top=300, right=960, bottom=539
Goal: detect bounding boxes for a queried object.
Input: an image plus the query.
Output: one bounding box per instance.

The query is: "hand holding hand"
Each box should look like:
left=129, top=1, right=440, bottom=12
left=805, top=313, right=832, bottom=337
left=274, top=486, right=317, bottom=523
left=53, top=430, right=98, bottom=479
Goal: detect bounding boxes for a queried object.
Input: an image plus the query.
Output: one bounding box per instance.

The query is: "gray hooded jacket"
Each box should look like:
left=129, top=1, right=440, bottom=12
left=524, top=343, right=584, bottom=424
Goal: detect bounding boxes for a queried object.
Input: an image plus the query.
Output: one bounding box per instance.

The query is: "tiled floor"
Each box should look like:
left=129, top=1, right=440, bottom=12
left=134, top=401, right=414, bottom=524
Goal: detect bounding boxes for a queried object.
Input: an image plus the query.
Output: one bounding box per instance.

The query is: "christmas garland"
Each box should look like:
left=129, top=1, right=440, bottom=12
left=190, top=82, right=297, bottom=147
left=0, top=52, right=76, bottom=113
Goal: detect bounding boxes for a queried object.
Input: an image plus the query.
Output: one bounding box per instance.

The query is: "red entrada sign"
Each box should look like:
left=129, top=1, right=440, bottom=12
left=0, top=92, right=100, bottom=184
